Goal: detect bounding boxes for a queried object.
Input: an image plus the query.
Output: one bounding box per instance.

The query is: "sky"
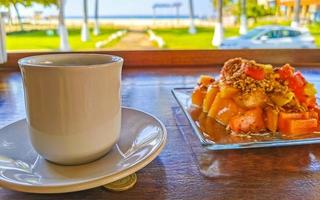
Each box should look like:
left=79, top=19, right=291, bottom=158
left=9, top=0, right=214, bottom=18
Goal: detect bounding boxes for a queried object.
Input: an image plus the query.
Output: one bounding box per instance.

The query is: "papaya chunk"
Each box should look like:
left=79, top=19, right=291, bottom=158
left=191, top=86, right=206, bottom=107
left=229, top=107, right=265, bottom=133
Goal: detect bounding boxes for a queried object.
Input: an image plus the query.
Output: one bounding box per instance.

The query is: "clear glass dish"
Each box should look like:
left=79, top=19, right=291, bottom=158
left=172, top=87, right=320, bottom=150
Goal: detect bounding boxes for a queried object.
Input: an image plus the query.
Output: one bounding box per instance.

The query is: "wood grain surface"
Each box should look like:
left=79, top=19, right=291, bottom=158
left=1, top=49, right=320, bottom=70
left=1, top=52, right=320, bottom=200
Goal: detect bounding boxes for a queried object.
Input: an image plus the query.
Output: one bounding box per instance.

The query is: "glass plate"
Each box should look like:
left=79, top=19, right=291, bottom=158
left=172, top=87, right=320, bottom=150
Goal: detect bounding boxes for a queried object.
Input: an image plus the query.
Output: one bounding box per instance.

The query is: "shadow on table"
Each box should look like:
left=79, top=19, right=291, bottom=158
left=0, top=157, right=168, bottom=200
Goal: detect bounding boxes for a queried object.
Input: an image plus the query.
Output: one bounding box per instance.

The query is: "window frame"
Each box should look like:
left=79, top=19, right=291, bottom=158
left=1, top=49, right=320, bottom=70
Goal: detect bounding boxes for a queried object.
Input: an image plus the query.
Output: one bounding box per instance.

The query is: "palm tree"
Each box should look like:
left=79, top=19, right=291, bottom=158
left=173, top=2, right=181, bottom=25
left=0, top=0, right=28, bottom=31
left=58, top=0, right=70, bottom=51
left=239, top=0, right=247, bottom=35
left=188, top=0, right=196, bottom=34
left=11, top=0, right=27, bottom=31
left=12, top=1, right=23, bottom=31
left=32, top=0, right=69, bottom=50
left=212, top=0, right=223, bottom=46
left=291, top=0, right=301, bottom=27
left=7, top=6, right=13, bottom=25
left=93, top=0, right=100, bottom=35
left=81, top=0, right=90, bottom=42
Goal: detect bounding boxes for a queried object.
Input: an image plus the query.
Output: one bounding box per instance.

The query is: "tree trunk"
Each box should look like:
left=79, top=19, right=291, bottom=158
left=188, top=0, right=196, bottom=34
left=239, top=0, right=248, bottom=35
left=8, top=7, right=13, bottom=25
left=176, top=5, right=180, bottom=25
left=212, top=0, right=223, bottom=46
left=81, top=0, right=90, bottom=42
left=58, top=0, right=71, bottom=51
left=291, top=0, right=301, bottom=27
left=93, top=0, right=100, bottom=36
left=13, top=3, right=23, bottom=31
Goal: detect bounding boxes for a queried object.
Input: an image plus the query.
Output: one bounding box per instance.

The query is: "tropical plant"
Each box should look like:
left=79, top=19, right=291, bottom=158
left=32, top=0, right=58, bottom=6
left=31, top=0, right=70, bottom=50
left=212, top=0, right=231, bottom=8
left=230, top=0, right=275, bottom=22
left=0, top=0, right=32, bottom=31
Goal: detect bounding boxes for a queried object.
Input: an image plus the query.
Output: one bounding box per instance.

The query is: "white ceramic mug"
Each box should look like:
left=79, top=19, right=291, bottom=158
left=18, top=54, right=123, bottom=165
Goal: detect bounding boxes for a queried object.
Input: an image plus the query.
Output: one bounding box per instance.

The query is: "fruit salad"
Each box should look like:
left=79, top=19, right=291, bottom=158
left=191, top=58, right=320, bottom=136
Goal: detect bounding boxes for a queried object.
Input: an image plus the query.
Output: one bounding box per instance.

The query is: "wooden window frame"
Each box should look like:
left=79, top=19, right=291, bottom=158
left=1, top=49, right=320, bottom=70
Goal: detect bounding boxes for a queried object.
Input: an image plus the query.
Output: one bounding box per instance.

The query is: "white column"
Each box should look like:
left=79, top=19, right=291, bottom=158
left=58, top=0, right=71, bottom=51
left=59, top=25, right=71, bottom=51
left=239, top=0, right=248, bottom=35
left=291, top=0, right=301, bottom=28
left=93, top=0, right=100, bottom=36
left=0, top=12, right=7, bottom=63
left=81, top=0, right=90, bottom=42
left=212, top=0, right=223, bottom=46
left=212, top=22, right=223, bottom=46
left=188, top=0, right=196, bottom=34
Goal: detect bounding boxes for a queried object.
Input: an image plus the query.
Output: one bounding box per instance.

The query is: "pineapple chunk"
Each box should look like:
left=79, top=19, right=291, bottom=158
left=219, top=86, right=239, bottom=98
left=203, top=85, right=219, bottom=113
left=208, top=92, right=223, bottom=118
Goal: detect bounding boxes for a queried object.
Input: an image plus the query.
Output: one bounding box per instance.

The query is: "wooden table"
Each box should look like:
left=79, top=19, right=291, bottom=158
left=1, top=50, right=320, bottom=200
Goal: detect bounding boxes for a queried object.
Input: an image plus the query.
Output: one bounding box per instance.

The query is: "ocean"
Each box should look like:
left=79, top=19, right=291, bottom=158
left=65, top=15, right=204, bottom=19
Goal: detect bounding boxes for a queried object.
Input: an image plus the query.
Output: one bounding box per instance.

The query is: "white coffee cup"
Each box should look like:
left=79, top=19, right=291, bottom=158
left=18, top=54, right=123, bottom=165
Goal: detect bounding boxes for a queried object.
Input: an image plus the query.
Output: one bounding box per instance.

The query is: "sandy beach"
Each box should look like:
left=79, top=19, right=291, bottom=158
left=5, top=16, right=238, bottom=30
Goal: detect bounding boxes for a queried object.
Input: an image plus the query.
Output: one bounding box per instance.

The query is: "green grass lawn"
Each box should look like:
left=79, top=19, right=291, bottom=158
left=308, top=23, right=320, bottom=47
left=5, top=21, right=320, bottom=51
left=6, top=28, right=121, bottom=51
left=153, top=27, right=239, bottom=49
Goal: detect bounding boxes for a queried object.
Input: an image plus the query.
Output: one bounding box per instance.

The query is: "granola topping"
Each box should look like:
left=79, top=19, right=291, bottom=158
left=219, top=58, right=306, bottom=112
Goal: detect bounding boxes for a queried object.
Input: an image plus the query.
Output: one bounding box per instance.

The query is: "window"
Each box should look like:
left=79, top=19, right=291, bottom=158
left=261, top=30, right=280, bottom=39
left=0, top=0, right=319, bottom=54
left=281, top=30, right=290, bottom=37
left=288, top=30, right=301, bottom=37
left=240, top=28, right=266, bottom=39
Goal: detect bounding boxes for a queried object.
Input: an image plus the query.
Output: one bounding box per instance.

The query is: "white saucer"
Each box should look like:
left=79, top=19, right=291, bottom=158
left=0, top=107, right=167, bottom=193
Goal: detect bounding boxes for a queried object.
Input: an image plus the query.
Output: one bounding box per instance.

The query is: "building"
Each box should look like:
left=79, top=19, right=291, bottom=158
left=278, top=0, right=320, bottom=7
left=278, top=0, right=320, bottom=21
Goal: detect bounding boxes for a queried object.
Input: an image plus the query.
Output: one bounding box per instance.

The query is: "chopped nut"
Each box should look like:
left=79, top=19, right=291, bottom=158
left=220, top=58, right=307, bottom=112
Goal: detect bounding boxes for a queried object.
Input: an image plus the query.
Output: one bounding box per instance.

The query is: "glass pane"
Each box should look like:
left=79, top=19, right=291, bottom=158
left=0, top=0, right=319, bottom=51
left=281, top=30, right=290, bottom=37
left=172, top=88, right=320, bottom=150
